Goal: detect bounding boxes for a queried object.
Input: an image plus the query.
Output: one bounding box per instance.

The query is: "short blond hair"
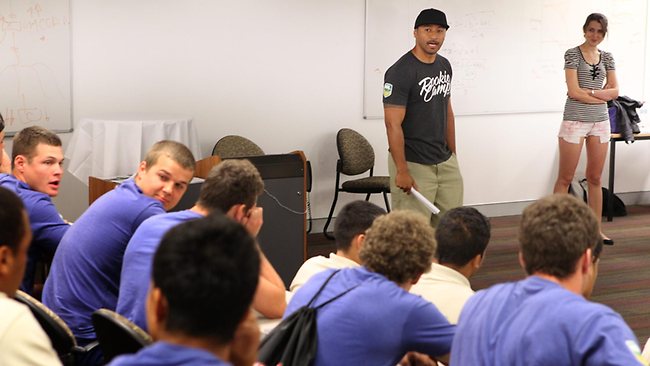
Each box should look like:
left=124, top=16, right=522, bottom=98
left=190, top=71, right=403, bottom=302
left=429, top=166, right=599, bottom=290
left=143, top=140, right=196, bottom=173
left=360, top=210, right=436, bottom=284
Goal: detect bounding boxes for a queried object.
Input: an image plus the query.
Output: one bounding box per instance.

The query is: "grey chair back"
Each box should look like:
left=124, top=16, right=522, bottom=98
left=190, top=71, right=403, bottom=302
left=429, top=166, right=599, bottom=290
left=337, top=128, right=375, bottom=175
left=323, top=128, right=390, bottom=239
left=211, top=135, right=264, bottom=158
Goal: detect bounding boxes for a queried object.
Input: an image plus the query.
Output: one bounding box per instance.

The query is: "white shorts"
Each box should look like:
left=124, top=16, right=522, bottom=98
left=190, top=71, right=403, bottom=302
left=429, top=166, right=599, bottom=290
left=558, top=120, right=610, bottom=144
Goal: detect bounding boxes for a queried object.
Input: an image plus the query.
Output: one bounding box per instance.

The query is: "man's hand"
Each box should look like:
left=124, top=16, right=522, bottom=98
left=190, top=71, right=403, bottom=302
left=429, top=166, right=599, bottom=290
left=396, top=170, right=416, bottom=193
left=230, top=309, right=261, bottom=366
left=241, top=206, right=263, bottom=237
left=399, top=352, right=437, bottom=366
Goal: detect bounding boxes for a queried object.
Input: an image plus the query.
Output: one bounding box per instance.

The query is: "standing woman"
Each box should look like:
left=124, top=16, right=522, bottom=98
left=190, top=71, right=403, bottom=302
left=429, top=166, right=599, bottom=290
left=553, top=13, right=618, bottom=245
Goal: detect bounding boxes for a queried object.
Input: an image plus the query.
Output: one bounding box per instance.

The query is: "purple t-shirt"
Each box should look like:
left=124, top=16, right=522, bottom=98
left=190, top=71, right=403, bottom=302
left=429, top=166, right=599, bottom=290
left=116, top=209, right=203, bottom=330
left=451, top=276, right=644, bottom=365
left=0, top=174, right=69, bottom=293
left=42, top=178, right=164, bottom=341
left=286, top=267, right=455, bottom=366
left=109, top=342, right=230, bottom=366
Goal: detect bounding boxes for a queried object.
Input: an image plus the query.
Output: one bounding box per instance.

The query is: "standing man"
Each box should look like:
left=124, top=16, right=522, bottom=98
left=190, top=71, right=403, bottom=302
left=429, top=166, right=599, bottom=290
left=384, top=8, right=463, bottom=227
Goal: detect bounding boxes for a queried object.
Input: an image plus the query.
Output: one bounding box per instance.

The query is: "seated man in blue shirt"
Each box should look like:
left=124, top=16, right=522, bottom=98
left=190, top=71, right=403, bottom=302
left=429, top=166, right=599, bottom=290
left=286, top=210, right=455, bottom=366
left=42, top=140, right=195, bottom=366
left=117, top=159, right=286, bottom=330
left=0, top=125, right=70, bottom=294
left=109, top=213, right=261, bottom=366
left=451, top=194, right=647, bottom=366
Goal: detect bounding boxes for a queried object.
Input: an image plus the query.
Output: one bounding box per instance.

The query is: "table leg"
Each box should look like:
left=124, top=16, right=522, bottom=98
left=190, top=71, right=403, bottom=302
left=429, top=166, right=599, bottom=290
left=607, top=140, right=616, bottom=222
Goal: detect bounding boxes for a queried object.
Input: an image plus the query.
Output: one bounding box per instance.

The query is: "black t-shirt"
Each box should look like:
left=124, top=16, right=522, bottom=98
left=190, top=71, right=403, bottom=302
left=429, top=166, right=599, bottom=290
left=383, top=51, right=452, bottom=165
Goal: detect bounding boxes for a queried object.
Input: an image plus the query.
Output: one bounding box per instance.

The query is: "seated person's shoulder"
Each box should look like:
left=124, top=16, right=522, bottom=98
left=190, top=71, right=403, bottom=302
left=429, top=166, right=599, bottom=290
left=1, top=294, right=33, bottom=322
left=290, top=255, right=358, bottom=293
left=0, top=297, right=61, bottom=365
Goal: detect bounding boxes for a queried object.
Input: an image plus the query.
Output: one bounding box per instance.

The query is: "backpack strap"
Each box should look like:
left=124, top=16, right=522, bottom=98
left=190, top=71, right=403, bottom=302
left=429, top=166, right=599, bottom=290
left=305, top=269, right=360, bottom=309
left=306, top=269, right=342, bottom=307
left=313, top=283, right=359, bottom=310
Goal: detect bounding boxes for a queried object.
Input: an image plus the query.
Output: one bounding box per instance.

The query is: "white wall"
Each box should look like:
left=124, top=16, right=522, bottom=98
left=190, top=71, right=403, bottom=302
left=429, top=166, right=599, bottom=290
left=41, top=1, right=650, bottom=221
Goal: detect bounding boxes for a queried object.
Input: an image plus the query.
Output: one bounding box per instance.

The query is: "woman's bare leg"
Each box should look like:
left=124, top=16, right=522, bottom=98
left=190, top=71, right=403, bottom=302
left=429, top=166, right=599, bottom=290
left=553, top=137, right=585, bottom=194
left=585, top=135, right=610, bottom=239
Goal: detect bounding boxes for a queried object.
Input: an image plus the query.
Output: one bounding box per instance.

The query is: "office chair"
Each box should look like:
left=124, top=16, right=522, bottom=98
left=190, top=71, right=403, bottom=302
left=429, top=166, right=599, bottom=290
left=92, top=308, right=153, bottom=363
left=14, top=290, right=98, bottom=366
left=323, top=128, right=390, bottom=239
left=211, top=135, right=265, bottom=158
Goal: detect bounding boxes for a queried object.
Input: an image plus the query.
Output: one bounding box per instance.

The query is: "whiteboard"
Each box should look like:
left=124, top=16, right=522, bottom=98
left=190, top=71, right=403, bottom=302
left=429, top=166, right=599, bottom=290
left=0, top=0, right=72, bottom=134
left=364, top=0, right=647, bottom=118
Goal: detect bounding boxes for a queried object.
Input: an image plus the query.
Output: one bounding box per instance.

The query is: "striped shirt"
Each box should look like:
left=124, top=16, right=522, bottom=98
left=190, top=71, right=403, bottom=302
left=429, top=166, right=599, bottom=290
left=562, top=46, right=615, bottom=123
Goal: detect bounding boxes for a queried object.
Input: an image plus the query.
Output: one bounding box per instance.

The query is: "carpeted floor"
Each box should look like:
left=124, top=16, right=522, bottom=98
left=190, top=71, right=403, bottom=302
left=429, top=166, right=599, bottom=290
left=308, top=205, right=650, bottom=344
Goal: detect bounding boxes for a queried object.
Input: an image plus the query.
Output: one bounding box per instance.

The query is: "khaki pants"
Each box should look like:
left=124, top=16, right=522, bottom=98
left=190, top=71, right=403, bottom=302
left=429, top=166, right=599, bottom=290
left=388, top=154, right=463, bottom=228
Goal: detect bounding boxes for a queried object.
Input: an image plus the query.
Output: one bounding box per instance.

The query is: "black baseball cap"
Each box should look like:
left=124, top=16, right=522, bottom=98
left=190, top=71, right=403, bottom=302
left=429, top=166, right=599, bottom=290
left=414, top=8, right=449, bottom=29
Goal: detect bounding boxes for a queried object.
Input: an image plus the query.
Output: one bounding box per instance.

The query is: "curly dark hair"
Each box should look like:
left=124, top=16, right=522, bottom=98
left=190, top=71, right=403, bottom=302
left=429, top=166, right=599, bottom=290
left=360, top=210, right=436, bottom=284
left=142, top=140, right=196, bottom=173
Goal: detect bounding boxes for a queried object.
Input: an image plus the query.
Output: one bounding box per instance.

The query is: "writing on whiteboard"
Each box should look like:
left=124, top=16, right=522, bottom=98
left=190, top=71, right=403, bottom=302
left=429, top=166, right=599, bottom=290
left=0, top=0, right=72, bottom=133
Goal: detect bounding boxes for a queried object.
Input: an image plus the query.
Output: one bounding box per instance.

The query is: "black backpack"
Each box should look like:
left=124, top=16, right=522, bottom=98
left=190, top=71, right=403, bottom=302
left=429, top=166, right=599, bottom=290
left=257, top=270, right=358, bottom=366
left=569, top=179, right=627, bottom=217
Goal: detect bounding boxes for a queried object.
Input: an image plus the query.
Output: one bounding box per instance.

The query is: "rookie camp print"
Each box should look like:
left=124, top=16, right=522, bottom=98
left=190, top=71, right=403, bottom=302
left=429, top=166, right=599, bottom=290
left=418, top=70, right=450, bottom=102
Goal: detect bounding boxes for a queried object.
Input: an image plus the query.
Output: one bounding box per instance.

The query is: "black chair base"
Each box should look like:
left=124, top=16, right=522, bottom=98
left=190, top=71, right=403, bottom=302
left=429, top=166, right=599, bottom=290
left=323, top=190, right=390, bottom=240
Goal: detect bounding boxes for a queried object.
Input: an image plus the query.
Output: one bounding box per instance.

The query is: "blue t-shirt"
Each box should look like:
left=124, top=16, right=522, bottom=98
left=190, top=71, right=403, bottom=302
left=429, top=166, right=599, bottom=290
left=286, top=267, right=455, bottom=366
left=0, top=174, right=69, bottom=293
left=116, top=210, right=203, bottom=330
left=108, top=342, right=230, bottom=366
left=42, top=178, right=165, bottom=341
left=451, top=276, right=645, bottom=366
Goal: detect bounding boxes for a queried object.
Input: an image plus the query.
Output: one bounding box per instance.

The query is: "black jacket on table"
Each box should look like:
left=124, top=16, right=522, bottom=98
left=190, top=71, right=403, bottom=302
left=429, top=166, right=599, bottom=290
left=608, top=96, right=644, bottom=143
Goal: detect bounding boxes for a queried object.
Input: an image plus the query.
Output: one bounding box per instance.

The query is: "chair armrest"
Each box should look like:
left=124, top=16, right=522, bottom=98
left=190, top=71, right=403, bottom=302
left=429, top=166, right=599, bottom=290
left=72, top=340, right=100, bottom=354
